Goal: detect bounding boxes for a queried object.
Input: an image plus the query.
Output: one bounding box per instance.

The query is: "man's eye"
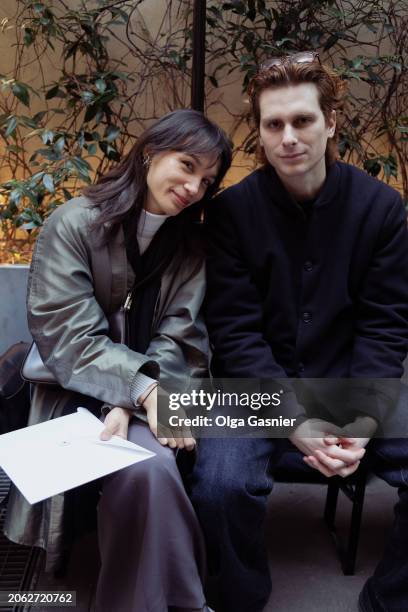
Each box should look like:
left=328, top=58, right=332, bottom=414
left=296, top=116, right=311, bottom=126
left=202, top=178, right=212, bottom=187
left=268, top=121, right=281, bottom=129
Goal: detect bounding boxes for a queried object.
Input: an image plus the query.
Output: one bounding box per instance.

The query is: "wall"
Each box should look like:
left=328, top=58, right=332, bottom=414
left=0, top=265, right=31, bottom=354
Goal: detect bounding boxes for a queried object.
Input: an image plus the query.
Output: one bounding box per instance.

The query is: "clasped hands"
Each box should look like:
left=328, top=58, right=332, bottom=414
left=289, top=416, right=377, bottom=478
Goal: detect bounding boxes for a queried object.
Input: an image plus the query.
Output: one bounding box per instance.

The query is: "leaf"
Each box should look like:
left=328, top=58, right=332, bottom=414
left=72, top=156, right=91, bottom=171
left=105, top=125, right=120, bottom=142
left=20, top=186, right=39, bottom=205
left=247, top=0, right=256, bottom=21
left=95, top=79, right=106, bottom=93
left=67, top=156, right=92, bottom=181
left=42, top=174, right=55, bottom=193
left=46, top=84, right=60, bottom=100
left=111, top=71, right=130, bottom=81
left=20, top=208, right=43, bottom=228
left=366, top=69, right=384, bottom=86
left=54, top=137, right=65, bottom=153
left=364, top=158, right=381, bottom=177
left=24, top=28, right=34, bottom=46
left=10, top=189, right=22, bottom=204
left=5, top=116, right=17, bottom=138
left=96, top=91, right=115, bottom=105
left=230, top=0, right=246, bottom=14
left=33, top=3, right=46, bottom=14
left=11, top=82, right=30, bottom=107
left=21, top=221, right=38, bottom=230
left=6, top=144, right=24, bottom=154
left=84, top=105, right=98, bottom=122
left=42, top=129, right=54, bottom=144
left=81, top=90, right=95, bottom=105
left=20, top=116, right=38, bottom=128
left=65, top=41, right=79, bottom=60
left=364, top=22, right=378, bottom=34
left=351, top=57, right=363, bottom=70
left=87, top=143, right=97, bottom=155
left=390, top=62, right=402, bottom=73
left=30, top=171, right=45, bottom=184
left=324, top=34, right=339, bottom=51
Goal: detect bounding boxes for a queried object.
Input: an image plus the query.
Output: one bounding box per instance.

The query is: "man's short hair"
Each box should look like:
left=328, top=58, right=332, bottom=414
left=247, top=56, right=347, bottom=165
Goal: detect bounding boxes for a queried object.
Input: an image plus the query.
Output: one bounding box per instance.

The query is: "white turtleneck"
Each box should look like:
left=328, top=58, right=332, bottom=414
left=137, top=208, right=169, bottom=254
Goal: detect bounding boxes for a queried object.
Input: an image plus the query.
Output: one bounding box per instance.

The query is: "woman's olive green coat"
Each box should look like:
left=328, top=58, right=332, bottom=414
left=4, top=197, right=209, bottom=570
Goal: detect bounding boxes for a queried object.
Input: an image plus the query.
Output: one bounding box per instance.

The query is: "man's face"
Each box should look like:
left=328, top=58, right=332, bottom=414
left=258, top=83, right=336, bottom=186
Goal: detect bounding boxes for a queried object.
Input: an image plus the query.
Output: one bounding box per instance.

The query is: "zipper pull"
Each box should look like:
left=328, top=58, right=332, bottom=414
left=123, top=292, right=133, bottom=311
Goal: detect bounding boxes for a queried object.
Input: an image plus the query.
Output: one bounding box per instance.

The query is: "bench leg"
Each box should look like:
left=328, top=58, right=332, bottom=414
left=324, top=479, right=339, bottom=530
left=342, top=470, right=367, bottom=575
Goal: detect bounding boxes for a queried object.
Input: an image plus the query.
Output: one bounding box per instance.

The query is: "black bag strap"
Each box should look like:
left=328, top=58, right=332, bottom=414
left=91, top=236, right=112, bottom=314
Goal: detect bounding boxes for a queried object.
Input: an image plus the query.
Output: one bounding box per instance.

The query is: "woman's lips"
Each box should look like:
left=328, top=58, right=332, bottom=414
left=172, top=190, right=190, bottom=208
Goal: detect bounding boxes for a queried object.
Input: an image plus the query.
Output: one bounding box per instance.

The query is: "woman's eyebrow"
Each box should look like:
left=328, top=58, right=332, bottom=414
left=188, top=153, right=219, bottom=173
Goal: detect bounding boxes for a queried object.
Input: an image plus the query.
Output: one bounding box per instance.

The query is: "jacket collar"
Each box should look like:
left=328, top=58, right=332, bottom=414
left=262, top=161, right=342, bottom=215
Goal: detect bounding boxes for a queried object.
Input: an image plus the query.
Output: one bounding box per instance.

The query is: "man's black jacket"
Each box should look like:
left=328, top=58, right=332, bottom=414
left=205, top=162, right=408, bottom=424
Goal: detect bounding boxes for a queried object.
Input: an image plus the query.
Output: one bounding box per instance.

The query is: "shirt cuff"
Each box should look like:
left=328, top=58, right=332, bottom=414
left=130, top=372, right=158, bottom=406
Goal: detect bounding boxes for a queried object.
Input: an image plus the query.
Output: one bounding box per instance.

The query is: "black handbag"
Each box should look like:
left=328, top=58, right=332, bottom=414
left=0, top=342, right=31, bottom=433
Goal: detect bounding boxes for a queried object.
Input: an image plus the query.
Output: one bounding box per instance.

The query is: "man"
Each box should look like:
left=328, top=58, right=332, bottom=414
left=191, top=52, right=408, bottom=612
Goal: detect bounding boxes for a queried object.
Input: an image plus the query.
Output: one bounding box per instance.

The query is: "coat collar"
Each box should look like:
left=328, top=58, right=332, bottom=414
left=262, top=161, right=342, bottom=215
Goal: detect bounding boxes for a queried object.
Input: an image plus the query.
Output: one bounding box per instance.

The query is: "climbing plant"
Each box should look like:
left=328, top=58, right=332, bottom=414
left=0, top=0, right=406, bottom=262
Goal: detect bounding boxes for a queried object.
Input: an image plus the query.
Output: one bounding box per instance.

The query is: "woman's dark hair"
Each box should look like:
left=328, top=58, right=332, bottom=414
left=84, top=109, right=232, bottom=263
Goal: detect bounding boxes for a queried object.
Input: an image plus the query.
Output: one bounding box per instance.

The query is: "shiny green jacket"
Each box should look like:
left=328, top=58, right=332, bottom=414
left=4, top=196, right=209, bottom=569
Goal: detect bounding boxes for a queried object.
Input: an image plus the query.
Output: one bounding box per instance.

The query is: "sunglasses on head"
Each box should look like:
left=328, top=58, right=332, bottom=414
left=260, top=51, right=320, bottom=71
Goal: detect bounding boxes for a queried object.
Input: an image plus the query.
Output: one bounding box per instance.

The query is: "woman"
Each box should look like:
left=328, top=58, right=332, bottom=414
left=5, top=109, right=232, bottom=612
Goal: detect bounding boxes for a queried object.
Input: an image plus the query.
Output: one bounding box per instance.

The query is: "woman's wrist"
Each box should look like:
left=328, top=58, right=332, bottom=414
left=138, top=382, right=158, bottom=410
left=113, top=406, right=133, bottom=418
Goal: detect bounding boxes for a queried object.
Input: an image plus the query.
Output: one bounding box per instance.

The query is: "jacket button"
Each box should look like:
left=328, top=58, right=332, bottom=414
left=302, top=312, right=312, bottom=323
left=304, top=260, right=313, bottom=271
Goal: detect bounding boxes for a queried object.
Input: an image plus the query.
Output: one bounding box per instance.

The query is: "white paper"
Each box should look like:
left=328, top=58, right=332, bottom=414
left=0, top=408, right=155, bottom=504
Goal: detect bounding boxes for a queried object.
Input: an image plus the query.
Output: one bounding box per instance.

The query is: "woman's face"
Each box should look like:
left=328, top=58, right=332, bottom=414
left=145, top=150, right=220, bottom=215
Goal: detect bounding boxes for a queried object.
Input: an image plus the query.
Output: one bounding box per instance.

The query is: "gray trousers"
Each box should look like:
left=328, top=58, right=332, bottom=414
left=95, top=419, right=206, bottom=612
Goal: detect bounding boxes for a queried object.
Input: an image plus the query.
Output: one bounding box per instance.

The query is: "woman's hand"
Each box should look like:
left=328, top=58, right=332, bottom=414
left=140, top=384, right=196, bottom=451
left=100, top=407, right=131, bottom=441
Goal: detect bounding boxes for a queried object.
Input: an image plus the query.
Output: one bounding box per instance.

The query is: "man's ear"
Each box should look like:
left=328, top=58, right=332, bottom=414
left=327, top=110, right=336, bottom=138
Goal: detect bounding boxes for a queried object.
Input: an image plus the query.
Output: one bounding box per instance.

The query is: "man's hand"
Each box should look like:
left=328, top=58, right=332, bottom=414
left=140, top=384, right=196, bottom=451
left=100, top=406, right=131, bottom=441
left=338, top=415, right=377, bottom=441
left=315, top=415, right=376, bottom=475
left=289, top=418, right=366, bottom=478
left=300, top=415, right=377, bottom=478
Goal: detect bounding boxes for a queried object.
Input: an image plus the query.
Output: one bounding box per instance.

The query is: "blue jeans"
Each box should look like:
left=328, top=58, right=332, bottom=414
left=191, top=436, right=408, bottom=612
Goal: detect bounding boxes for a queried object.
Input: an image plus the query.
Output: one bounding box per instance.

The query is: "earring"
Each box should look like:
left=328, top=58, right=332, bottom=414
left=142, top=153, right=151, bottom=168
